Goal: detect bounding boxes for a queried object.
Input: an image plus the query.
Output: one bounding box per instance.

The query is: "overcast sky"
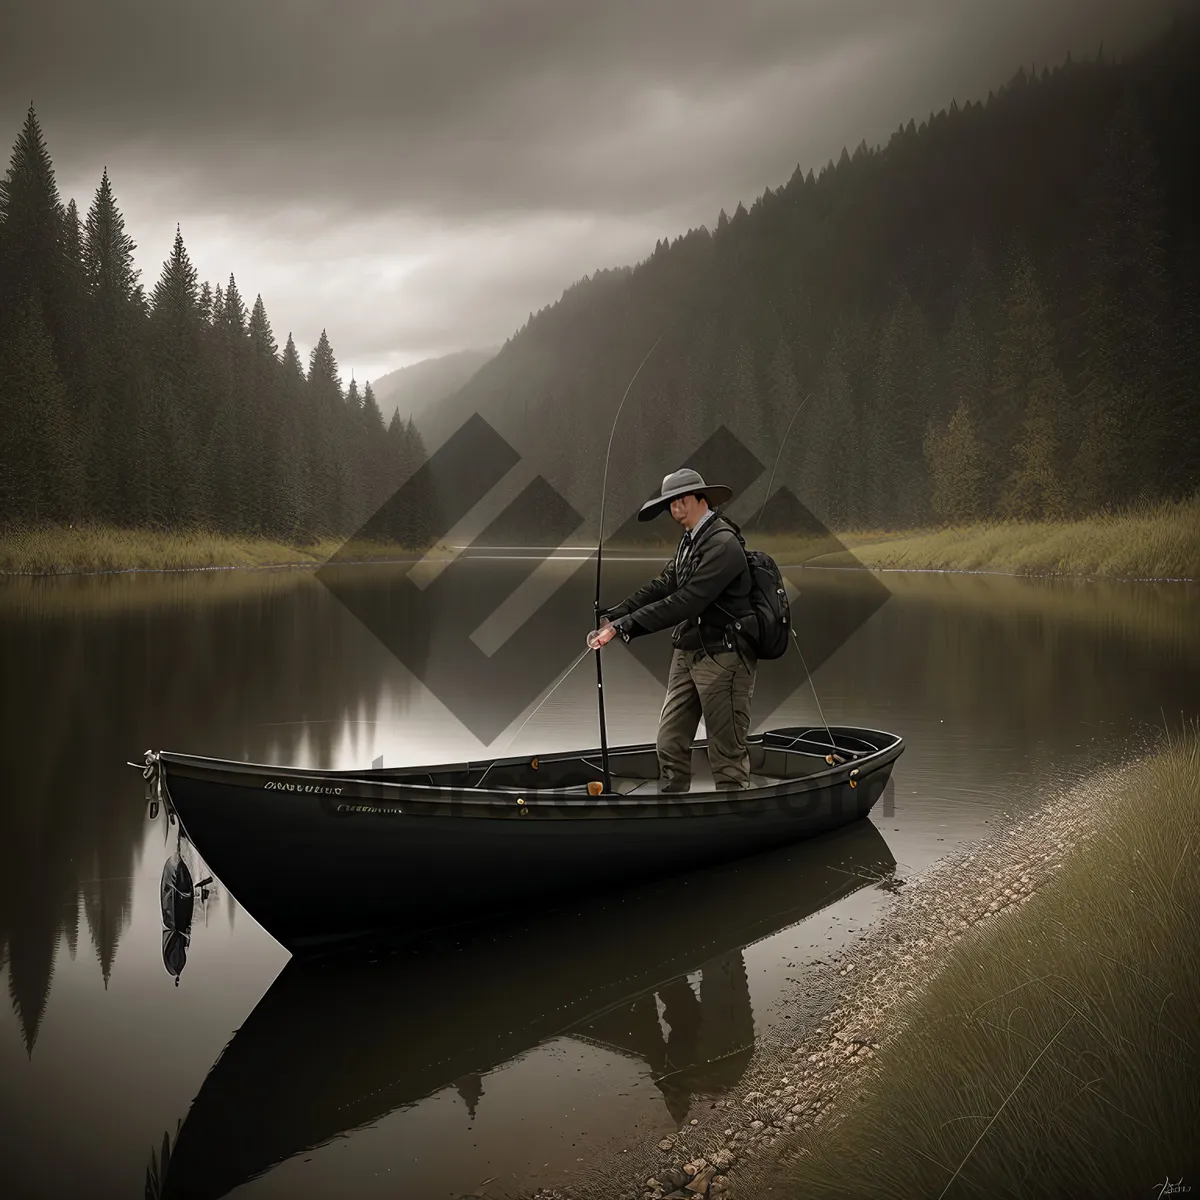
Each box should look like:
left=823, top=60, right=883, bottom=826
left=1, top=0, right=1185, bottom=383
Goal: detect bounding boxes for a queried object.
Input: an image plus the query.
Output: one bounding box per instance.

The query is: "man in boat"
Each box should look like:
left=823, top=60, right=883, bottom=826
left=589, top=468, right=759, bottom=792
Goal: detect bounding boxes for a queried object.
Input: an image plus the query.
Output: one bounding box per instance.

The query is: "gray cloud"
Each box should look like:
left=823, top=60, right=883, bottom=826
left=2, top=0, right=1183, bottom=373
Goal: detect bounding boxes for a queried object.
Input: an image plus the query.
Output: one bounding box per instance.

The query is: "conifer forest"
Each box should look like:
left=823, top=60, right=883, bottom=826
left=1, top=21, right=1198, bottom=542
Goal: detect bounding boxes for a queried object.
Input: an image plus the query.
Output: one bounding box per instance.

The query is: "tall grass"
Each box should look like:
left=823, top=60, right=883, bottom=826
left=756, top=726, right=1200, bottom=1199
left=819, top=495, right=1200, bottom=581
left=608, top=497, right=1200, bottom=580
left=4, top=497, right=1198, bottom=579
left=0, top=522, right=449, bottom=575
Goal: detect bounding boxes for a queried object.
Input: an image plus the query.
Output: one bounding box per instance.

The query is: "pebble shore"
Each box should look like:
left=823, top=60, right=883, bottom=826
left=523, top=760, right=1129, bottom=1200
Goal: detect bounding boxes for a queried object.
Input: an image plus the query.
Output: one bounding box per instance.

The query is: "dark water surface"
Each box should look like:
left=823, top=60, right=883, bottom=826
left=1, top=561, right=1197, bottom=1200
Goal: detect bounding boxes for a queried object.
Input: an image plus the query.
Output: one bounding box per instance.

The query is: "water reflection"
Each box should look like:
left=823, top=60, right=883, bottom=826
left=3, top=567, right=1198, bottom=1057
left=159, top=840, right=214, bottom=987
left=0, top=564, right=1197, bottom=1199
left=572, top=950, right=757, bottom=1125
left=0, top=571, right=391, bottom=1054
left=155, top=820, right=895, bottom=1200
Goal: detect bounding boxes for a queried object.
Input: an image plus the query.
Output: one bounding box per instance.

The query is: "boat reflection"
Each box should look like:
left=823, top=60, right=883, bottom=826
left=159, top=818, right=895, bottom=1199
left=159, top=842, right=213, bottom=986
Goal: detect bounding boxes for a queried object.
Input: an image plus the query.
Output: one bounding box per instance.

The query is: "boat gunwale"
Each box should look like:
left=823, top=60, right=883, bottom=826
left=149, top=726, right=904, bottom=813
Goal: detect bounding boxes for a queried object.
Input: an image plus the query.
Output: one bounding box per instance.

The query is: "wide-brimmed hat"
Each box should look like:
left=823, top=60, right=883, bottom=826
left=637, top=467, right=733, bottom=522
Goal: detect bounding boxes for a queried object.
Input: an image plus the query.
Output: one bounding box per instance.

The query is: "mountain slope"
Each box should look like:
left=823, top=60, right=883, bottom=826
left=371, top=347, right=497, bottom=426
left=420, top=18, right=1200, bottom=540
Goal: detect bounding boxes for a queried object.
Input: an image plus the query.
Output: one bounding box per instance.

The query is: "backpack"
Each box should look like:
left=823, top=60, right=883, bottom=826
left=709, top=515, right=792, bottom=660
left=741, top=548, right=792, bottom=659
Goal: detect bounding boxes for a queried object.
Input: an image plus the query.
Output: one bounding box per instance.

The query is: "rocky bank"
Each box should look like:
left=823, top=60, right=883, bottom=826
left=522, top=759, right=1129, bottom=1200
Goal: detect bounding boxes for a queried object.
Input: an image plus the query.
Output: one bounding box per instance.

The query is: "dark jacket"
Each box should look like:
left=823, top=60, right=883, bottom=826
left=604, top=511, right=759, bottom=657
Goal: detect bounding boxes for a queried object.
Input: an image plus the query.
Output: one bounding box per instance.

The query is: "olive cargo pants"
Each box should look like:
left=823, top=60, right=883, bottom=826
left=657, top=646, right=757, bottom=790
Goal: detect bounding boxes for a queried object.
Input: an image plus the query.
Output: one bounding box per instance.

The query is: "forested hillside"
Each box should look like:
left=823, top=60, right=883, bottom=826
left=0, top=124, right=434, bottom=544
left=2, top=19, right=1198, bottom=549
left=426, top=18, right=1200, bottom=536
left=372, top=347, right=497, bottom=428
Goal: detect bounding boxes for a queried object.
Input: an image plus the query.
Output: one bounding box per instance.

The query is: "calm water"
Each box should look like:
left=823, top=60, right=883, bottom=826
left=1, top=560, right=1197, bottom=1200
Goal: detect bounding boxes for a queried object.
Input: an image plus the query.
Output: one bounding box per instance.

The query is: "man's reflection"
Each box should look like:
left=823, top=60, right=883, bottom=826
left=572, top=950, right=755, bottom=1124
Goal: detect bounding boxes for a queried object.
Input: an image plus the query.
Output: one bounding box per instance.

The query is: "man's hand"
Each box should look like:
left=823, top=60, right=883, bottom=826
left=587, top=619, right=617, bottom=650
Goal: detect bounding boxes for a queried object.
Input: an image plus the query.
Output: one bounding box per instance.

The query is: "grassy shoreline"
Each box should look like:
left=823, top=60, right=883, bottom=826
left=0, top=524, right=451, bottom=576
left=1, top=498, right=1198, bottom=580
left=830, top=496, right=1200, bottom=581
left=738, top=727, right=1200, bottom=1200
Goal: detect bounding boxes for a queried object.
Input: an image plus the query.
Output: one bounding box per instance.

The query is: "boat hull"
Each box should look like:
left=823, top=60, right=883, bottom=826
left=151, top=725, right=902, bottom=951
left=158, top=819, right=897, bottom=1200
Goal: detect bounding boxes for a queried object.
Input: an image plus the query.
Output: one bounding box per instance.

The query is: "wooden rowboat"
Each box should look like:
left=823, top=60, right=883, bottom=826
left=139, top=724, right=902, bottom=952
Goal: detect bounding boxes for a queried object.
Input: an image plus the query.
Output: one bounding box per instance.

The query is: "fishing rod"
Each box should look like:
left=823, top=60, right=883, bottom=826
left=480, top=320, right=676, bottom=785
left=591, top=322, right=675, bottom=793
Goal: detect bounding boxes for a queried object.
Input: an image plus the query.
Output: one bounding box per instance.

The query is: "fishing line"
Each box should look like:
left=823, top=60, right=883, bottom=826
left=587, top=318, right=839, bottom=775
left=477, top=315, right=685, bottom=791
left=591, top=320, right=677, bottom=793
left=504, top=644, right=592, bottom=750
left=473, top=645, right=593, bottom=786
left=789, top=627, right=835, bottom=748
left=596, top=322, right=676, bottom=557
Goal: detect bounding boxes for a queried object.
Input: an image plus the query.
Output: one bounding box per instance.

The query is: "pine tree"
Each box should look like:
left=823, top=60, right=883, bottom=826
left=1162, top=236, right=1200, bottom=498
left=245, top=294, right=280, bottom=533
left=306, top=329, right=345, bottom=534
left=991, top=251, right=1069, bottom=518
left=866, top=288, right=937, bottom=527
left=58, top=198, right=89, bottom=406
left=764, top=335, right=798, bottom=462
left=83, top=170, right=138, bottom=299
left=798, top=328, right=856, bottom=529
left=275, top=334, right=310, bottom=540
left=342, top=376, right=367, bottom=525
left=362, top=380, right=384, bottom=434
left=197, top=281, right=213, bottom=325
left=382, top=407, right=412, bottom=547
left=360, top=380, right=389, bottom=520
left=204, top=274, right=251, bottom=532
left=1001, top=391, right=1068, bottom=519
left=0, top=107, right=68, bottom=361
left=81, top=168, right=146, bottom=524
left=924, top=400, right=986, bottom=523
left=247, top=297, right=278, bottom=357
left=148, top=227, right=205, bottom=524
left=0, top=294, right=82, bottom=525
left=404, top=416, right=439, bottom=548
left=1071, top=98, right=1170, bottom=508
left=943, top=299, right=991, bottom=435
left=726, top=335, right=769, bottom=479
